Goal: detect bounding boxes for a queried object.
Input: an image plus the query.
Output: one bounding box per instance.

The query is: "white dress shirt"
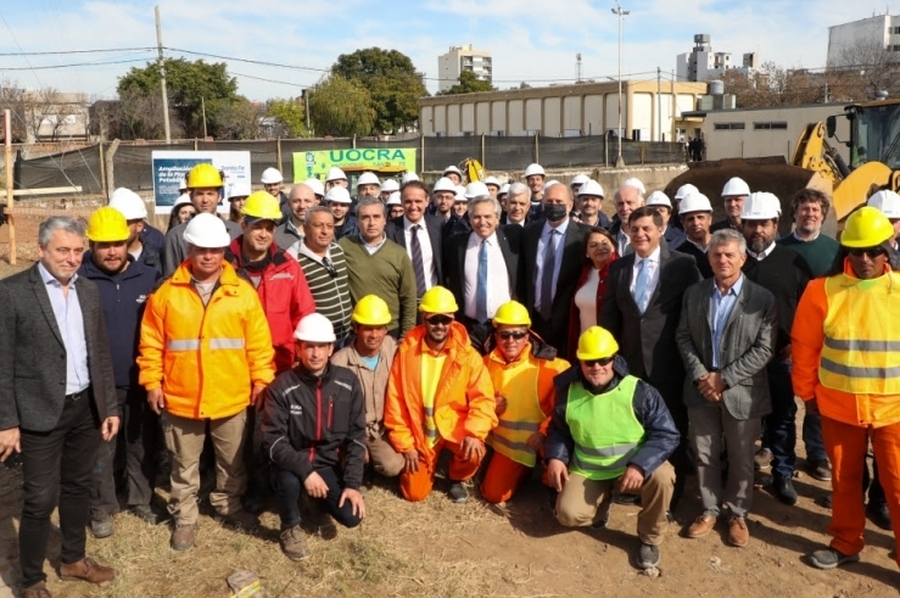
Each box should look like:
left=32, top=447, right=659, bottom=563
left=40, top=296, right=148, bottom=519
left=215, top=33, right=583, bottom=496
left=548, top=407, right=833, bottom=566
left=463, top=232, right=511, bottom=320
left=403, top=216, right=438, bottom=288
left=535, top=218, right=569, bottom=312
left=630, top=245, right=662, bottom=303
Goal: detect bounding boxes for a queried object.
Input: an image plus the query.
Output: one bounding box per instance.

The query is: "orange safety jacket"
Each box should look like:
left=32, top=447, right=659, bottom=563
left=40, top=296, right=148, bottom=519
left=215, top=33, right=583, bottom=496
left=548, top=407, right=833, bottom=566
left=138, top=261, right=275, bottom=420
left=384, top=321, right=497, bottom=458
left=792, top=259, right=900, bottom=428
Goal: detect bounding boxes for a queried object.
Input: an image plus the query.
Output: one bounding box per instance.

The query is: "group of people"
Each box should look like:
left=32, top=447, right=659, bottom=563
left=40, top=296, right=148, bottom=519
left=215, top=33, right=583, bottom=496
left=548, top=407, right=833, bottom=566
left=1, top=158, right=899, bottom=598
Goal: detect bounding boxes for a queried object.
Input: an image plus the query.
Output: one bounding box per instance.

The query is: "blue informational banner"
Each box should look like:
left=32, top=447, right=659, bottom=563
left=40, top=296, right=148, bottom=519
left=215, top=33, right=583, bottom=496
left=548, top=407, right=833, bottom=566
left=151, top=150, right=251, bottom=214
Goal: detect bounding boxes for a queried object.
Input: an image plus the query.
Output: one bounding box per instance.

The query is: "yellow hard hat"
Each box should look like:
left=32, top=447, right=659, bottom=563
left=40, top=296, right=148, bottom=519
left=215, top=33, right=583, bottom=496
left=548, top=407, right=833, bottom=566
left=576, top=326, right=619, bottom=361
left=352, top=294, right=392, bottom=326
left=186, top=163, right=223, bottom=189
left=85, top=206, right=130, bottom=243
left=418, top=285, right=458, bottom=314
left=241, top=191, right=283, bottom=221
left=493, top=300, right=531, bottom=327
left=841, top=206, right=895, bottom=248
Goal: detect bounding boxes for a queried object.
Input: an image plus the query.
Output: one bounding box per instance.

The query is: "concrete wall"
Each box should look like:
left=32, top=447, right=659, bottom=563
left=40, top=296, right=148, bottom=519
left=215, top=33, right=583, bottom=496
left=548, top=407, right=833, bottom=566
left=827, top=15, right=891, bottom=65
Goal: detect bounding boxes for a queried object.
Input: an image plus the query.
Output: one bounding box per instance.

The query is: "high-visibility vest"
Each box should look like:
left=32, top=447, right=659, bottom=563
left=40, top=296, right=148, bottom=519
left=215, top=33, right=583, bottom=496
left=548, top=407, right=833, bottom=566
left=819, top=272, right=900, bottom=395
left=565, top=375, right=644, bottom=481
left=487, top=358, right=543, bottom=467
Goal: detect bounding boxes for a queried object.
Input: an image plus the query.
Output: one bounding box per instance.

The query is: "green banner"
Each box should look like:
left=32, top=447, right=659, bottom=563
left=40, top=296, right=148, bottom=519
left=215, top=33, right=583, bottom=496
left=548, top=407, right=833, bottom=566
left=293, top=148, right=417, bottom=183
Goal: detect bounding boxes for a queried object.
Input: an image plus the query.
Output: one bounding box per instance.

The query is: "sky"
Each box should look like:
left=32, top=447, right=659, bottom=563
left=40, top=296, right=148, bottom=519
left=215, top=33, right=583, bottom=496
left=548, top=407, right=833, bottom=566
left=0, top=1, right=895, bottom=103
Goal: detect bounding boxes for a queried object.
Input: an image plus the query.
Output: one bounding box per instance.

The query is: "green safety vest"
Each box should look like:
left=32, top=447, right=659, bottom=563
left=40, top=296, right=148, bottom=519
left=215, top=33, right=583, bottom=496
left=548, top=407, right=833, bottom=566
left=565, top=375, right=644, bottom=481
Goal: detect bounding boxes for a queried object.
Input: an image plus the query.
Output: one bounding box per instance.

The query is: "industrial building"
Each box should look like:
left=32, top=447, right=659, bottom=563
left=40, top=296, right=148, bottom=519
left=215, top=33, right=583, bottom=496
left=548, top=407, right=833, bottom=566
left=437, top=45, right=493, bottom=93
left=827, top=13, right=900, bottom=66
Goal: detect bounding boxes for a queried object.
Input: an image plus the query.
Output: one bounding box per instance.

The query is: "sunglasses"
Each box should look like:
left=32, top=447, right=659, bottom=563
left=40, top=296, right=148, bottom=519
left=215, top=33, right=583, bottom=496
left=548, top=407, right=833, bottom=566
left=499, top=330, right=528, bottom=340
left=583, top=356, right=615, bottom=367
left=848, top=247, right=886, bottom=259
left=425, top=314, right=454, bottom=326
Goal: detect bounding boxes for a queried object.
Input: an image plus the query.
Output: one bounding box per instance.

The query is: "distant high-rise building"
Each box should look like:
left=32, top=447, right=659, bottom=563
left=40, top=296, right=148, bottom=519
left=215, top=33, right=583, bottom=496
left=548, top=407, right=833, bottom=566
left=438, top=45, right=492, bottom=92
left=827, top=14, right=900, bottom=66
left=676, top=34, right=755, bottom=82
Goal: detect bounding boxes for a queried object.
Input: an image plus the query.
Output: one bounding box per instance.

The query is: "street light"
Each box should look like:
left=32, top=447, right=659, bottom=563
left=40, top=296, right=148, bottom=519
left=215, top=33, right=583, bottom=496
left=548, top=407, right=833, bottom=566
left=612, top=2, right=629, bottom=167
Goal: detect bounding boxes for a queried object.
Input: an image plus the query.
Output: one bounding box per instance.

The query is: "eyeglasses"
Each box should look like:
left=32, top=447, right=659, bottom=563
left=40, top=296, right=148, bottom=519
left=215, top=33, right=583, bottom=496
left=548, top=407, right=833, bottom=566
left=425, top=314, right=454, bottom=326
left=583, top=356, right=615, bottom=367
left=499, top=330, right=528, bottom=340
left=848, top=247, right=886, bottom=259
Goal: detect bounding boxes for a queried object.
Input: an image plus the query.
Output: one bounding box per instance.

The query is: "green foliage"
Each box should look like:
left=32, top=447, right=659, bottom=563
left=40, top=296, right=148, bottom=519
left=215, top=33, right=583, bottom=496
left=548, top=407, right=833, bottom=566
left=331, top=48, right=427, bottom=133
left=441, top=71, right=494, bottom=95
left=267, top=97, right=308, bottom=137
left=308, top=75, right=375, bottom=137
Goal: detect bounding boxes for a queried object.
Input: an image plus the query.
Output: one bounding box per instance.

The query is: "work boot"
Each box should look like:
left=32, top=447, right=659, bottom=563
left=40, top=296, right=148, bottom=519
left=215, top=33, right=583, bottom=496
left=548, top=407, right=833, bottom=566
left=867, top=503, right=893, bottom=531
left=23, top=581, right=52, bottom=598
left=170, top=524, right=197, bottom=551
left=772, top=477, right=798, bottom=506
left=129, top=504, right=160, bottom=525
left=808, top=547, right=860, bottom=570
left=58, top=557, right=116, bottom=584
left=89, top=512, right=114, bottom=539
left=448, top=482, right=469, bottom=504
left=280, top=525, right=310, bottom=561
left=808, top=459, right=832, bottom=482
left=218, top=509, right=260, bottom=531
left=636, top=543, right=660, bottom=569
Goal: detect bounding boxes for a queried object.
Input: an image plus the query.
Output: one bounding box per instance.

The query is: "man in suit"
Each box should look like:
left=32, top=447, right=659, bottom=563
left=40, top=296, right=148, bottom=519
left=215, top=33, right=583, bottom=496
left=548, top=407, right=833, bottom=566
left=444, top=194, right=521, bottom=352
left=0, top=216, right=119, bottom=598
left=676, top=229, right=777, bottom=547
left=386, top=180, right=443, bottom=302
left=600, top=205, right=702, bottom=512
left=521, top=182, right=590, bottom=356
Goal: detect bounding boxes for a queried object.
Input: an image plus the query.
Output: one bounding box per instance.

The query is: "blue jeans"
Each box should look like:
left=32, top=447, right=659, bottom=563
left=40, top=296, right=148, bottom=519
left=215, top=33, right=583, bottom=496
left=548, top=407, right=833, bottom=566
left=802, top=411, right=828, bottom=463
left=764, top=359, right=796, bottom=480
left=271, top=466, right=362, bottom=530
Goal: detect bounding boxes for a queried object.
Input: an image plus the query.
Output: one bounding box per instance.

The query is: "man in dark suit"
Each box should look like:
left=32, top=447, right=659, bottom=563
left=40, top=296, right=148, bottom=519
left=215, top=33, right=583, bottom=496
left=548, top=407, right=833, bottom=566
left=0, top=216, right=119, bottom=598
left=444, top=195, right=521, bottom=352
left=676, top=228, right=777, bottom=547
left=521, top=182, right=590, bottom=356
left=600, top=205, right=702, bottom=513
left=386, top=180, right=444, bottom=302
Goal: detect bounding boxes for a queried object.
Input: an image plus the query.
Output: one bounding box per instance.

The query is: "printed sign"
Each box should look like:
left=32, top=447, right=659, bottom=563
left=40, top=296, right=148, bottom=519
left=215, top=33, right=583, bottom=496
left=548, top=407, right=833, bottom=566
left=292, top=148, right=416, bottom=183
left=151, top=150, right=251, bottom=214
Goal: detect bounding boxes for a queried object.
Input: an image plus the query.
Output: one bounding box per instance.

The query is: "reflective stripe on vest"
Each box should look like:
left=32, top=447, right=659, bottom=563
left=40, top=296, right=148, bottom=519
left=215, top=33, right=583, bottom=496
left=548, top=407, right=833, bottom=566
left=486, top=356, right=544, bottom=467
left=167, top=338, right=244, bottom=351
left=565, top=375, right=644, bottom=481
left=819, top=273, right=900, bottom=395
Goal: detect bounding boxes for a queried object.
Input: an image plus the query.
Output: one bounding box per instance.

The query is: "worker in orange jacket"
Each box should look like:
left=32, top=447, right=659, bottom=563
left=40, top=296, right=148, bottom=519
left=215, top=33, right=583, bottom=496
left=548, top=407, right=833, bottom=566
left=384, top=286, right=497, bottom=503
left=792, top=206, right=900, bottom=571
left=480, top=301, right=570, bottom=504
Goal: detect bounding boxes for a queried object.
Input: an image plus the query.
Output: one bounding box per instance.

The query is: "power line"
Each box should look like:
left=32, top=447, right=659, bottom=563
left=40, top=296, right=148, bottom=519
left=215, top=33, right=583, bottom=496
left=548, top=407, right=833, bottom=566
left=0, top=47, right=154, bottom=56
left=0, top=58, right=150, bottom=71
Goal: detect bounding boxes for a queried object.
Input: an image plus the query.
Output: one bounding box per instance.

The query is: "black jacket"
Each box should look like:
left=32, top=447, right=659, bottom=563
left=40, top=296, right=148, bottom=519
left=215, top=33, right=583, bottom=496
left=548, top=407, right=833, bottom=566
left=261, top=363, right=367, bottom=489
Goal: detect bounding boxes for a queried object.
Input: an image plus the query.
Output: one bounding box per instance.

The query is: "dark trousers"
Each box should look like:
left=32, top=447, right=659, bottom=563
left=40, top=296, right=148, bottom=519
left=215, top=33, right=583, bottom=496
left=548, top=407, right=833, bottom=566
left=802, top=411, right=828, bottom=463
left=763, top=359, right=796, bottom=481
left=651, top=377, right=690, bottom=512
left=20, top=391, right=100, bottom=587
left=866, top=456, right=886, bottom=506
left=271, top=465, right=362, bottom=530
left=460, top=316, right=493, bottom=355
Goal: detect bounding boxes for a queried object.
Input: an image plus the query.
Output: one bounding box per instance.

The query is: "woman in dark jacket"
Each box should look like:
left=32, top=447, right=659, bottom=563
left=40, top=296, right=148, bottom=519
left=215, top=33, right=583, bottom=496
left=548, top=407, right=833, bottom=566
left=567, top=227, right=618, bottom=359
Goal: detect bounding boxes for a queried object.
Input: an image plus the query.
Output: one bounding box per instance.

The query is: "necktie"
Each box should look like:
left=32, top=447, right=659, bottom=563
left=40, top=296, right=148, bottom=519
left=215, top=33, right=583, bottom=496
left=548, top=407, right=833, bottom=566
left=634, top=258, right=650, bottom=313
left=410, top=225, right=426, bottom=297
left=475, top=239, right=488, bottom=322
left=539, top=229, right=558, bottom=320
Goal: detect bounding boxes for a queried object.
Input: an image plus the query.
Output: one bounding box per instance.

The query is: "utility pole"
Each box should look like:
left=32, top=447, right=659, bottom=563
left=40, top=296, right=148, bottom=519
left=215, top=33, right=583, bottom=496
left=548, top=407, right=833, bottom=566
left=201, top=96, right=208, bottom=138
left=612, top=1, right=629, bottom=167
left=657, top=67, right=662, bottom=142
left=303, top=89, right=311, bottom=136
left=155, top=5, right=171, bottom=144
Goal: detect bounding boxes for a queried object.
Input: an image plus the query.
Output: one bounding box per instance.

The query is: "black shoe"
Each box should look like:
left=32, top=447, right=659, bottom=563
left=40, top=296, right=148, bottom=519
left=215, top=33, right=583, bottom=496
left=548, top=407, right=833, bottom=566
left=636, top=543, right=660, bottom=569
left=130, top=504, right=160, bottom=525
left=448, top=482, right=469, bottom=504
left=614, top=493, right=640, bottom=506
left=773, top=477, right=798, bottom=506
left=816, top=493, right=832, bottom=509
left=867, top=503, right=893, bottom=531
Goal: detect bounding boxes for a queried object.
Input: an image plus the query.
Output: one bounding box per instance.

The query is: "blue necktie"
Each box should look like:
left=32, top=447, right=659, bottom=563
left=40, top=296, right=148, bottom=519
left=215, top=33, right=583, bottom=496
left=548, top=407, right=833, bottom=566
left=634, top=258, right=650, bottom=313
left=539, top=230, right=558, bottom=320
left=475, top=239, right=488, bottom=322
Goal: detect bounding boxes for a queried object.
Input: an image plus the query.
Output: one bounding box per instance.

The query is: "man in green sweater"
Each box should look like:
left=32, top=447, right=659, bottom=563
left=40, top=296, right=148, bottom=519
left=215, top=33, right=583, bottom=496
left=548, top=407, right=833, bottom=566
left=339, top=197, right=417, bottom=339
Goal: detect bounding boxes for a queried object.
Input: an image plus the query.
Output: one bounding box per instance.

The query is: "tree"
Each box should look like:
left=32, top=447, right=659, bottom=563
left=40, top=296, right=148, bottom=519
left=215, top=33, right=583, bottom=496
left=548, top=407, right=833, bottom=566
left=0, top=78, right=28, bottom=142
left=216, top=96, right=263, bottom=140
left=332, top=48, right=427, bottom=134
left=266, top=97, right=308, bottom=137
left=308, top=75, right=375, bottom=137
left=830, top=38, right=900, bottom=100
left=440, top=71, right=494, bottom=95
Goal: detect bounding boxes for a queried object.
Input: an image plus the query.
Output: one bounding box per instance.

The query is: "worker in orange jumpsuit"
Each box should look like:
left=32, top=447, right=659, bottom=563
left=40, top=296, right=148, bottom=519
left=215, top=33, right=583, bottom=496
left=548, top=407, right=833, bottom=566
left=480, top=301, right=570, bottom=504
left=384, top=286, right=497, bottom=503
left=792, top=206, right=900, bottom=570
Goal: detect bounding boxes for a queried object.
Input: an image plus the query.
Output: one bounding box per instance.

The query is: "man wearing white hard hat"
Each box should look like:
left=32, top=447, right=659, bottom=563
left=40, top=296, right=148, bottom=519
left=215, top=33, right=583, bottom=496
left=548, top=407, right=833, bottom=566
left=380, top=178, right=400, bottom=203
left=356, top=172, right=381, bottom=200
left=712, top=177, right=750, bottom=233
left=262, top=313, right=367, bottom=561
left=646, top=191, right=686, bottom=248
left=524, top=163, right=546, bottom=202
left=576, top=180, right=611, bottom=229
left=326, top=186, right=358, bottom=240
left=483, top=176, right=501, bottom=200
left=109, top=187, right=163, bottom=272
left=427, top=177, right=457, bottom=223
left=326, top=166, right=349, bottom=190
left=304, top=177, right=325, bottom=203
left=401, top=172, right=419, bottom=184
left=261, top=167, right=288, bottom=221
left=138, top=213, right=275, bottom=551
left=443, top=165, right=464, bottom=186
left=675, top=192, right=714, bottom=278
left=227, top=181, right=252, bottom=226
left=453, top=185, right=469, bottom=219
left=739, top=192, right=813, bottom=507
left=385, top=191, right=404, bottom=219
left=868, top=189, right=900, bottom=250
left=570, top=174, right=590, bottom=196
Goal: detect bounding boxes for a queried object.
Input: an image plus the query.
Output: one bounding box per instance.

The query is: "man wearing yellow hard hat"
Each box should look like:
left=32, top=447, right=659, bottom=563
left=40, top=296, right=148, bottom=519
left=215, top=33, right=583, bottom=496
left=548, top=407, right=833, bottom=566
left=80, top=207, right=162, bottom=537
left=479, top=301, right=570, bottom=505
left=793, top=206, right=900, bottom=571
left=545, top=326, right=679, bottom=570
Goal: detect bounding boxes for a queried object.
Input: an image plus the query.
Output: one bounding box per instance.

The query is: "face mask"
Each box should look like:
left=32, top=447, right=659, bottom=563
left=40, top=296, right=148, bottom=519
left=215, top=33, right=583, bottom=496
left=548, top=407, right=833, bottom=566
left=543, top=203, right=567, bottom=222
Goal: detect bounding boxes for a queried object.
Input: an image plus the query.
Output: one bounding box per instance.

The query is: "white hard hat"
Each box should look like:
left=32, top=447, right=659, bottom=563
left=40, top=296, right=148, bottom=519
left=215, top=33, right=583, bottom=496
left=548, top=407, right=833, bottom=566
left=381, top=178, right=400, bottom=193
left=401, top=172, right=419, bottom=183
left=678, top=192, right=713, bottom=214
left=524, top=163, right=545, bottom=178
left=646, top=190, right=672, bottom=208
left=570, top=174, right=590, bottom=187
left=498, top=183, right=510, bottom=196
left=577, top=179, right=605, bottom=198
left=867, top=190, right=900, bottom=219
left=483, top=176, right=501, bottom=188
left=174, top=193, right=192, bottom=208
left=674, top=183, right=699, bottom=201
left=464, top=181, right=490, bottom=200
left=443, top=165, right=463, bottom=177
left=229, top=181, right=252, bottom=199
left=722, top=177, right=751, bottom=197
left=454, top=185, right=467, bottom=202
left=183, top=213, right=231, bottom=248
left=543, top=179, right=561, bottom=192
left=385, top=191, right=402, bottom=206
left=261, top=167, right=283, bottom=185
left=325, top=186, right=352, bottom=204
left=357, top=171, right=380, bottom=187
left=432, top=177, right=457, bottom=194
left=326, top=167, right=348, bottom=182
left=304, top=178, right=325, bottom=197
left=108, top=187, right=147, bottom=220
left=293, top=313, right=336, bottom=343
left=741, top=192, right=782, bottom=220
left=179, top=176, right=189, bottom=191
left=622, top=177, right=646, bottom=196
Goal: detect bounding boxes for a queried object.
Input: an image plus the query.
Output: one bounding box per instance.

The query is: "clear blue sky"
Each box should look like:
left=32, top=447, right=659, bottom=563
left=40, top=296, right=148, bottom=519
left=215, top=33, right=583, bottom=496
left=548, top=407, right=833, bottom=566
left=0, top=1, right=891, bottom=101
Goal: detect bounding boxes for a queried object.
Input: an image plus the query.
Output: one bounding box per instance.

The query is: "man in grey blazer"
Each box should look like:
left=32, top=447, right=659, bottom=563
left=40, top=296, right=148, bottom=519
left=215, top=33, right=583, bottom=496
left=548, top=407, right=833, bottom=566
left=676, top=228, right=777, bottom=548
left=0, top=217, right=119, bottom=598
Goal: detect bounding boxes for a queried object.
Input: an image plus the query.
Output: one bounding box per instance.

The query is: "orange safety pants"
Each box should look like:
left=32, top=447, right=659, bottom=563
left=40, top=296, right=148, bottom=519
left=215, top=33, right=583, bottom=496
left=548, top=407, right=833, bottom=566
left=822, top=415, right=900, bottom=565
left=480, top=452, right=548, bottom=504
left=399, top=440, right=482, bottom=502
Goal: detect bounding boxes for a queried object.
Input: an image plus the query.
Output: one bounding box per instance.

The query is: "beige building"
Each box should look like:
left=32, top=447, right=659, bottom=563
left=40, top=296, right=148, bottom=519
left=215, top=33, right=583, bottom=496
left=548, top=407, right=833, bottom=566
left=419, top=80, right=708, bottom=141
left=437, top=45, right=493, bottom=93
